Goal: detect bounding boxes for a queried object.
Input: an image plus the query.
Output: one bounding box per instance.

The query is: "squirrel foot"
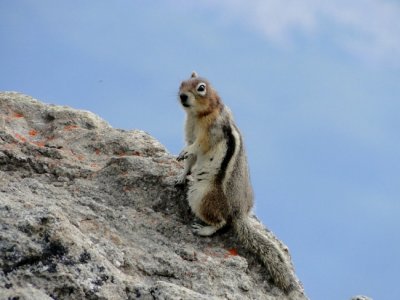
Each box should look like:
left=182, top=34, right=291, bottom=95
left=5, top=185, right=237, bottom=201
left=192, top=223, right=219, bottom=237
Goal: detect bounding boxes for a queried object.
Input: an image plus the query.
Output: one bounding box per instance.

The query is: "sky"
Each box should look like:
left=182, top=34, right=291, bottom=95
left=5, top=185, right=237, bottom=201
left=1, top=1, right=400, bottom=299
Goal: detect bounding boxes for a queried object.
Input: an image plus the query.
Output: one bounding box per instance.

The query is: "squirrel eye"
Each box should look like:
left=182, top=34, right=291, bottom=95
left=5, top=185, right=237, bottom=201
left=196, top=83, right=206, bottom=95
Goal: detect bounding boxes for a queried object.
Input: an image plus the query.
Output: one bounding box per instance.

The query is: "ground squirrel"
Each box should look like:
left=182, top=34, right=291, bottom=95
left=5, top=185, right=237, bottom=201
left=176, top=72, right=304, bottom=296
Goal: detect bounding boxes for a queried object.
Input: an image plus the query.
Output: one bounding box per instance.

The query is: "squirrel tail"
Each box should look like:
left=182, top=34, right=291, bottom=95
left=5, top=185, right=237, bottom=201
left=232, top=217, right=303, bottom=295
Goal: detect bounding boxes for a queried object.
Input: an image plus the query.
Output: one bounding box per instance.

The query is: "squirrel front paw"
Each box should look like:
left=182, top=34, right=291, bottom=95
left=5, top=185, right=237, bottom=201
left=175, top=174, right=187, bottom=186
left=177, top=149, right=193, bottom=161
left=176, top=151, right=186, bottom=161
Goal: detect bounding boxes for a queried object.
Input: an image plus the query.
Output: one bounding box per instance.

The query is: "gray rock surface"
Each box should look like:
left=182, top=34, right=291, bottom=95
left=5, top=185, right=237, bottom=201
left=350, top=296, right=373, bottom=300
left=0, top=92, right=307, bottom=299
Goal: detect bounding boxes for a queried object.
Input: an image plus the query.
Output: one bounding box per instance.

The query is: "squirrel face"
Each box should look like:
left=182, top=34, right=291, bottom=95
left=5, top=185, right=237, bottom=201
left=179, top=72, right=222, bottom=117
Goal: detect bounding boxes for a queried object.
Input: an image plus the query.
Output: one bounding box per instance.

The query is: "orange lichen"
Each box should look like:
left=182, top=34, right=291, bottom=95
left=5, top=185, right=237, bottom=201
left=64, top=125, right=78, bottom=131
left=227, top=248, right=238, bottom=256
left=32, top=141, right=45, bottom=148
left=13, top=112, right=24, bottom=118
left=15, top=133, right=27, bottom=143
left=29, top=129, right=38, bottom=137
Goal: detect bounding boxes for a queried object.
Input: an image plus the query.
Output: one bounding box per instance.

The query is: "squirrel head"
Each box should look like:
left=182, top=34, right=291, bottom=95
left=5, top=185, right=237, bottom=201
left=179, top=72, right=222, bottom=117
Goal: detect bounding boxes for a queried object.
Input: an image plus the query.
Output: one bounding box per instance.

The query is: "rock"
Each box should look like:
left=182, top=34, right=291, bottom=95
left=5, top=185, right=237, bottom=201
left=351, top=296, right=373, bottom=300
left=0, top=92, right=307, bottom=299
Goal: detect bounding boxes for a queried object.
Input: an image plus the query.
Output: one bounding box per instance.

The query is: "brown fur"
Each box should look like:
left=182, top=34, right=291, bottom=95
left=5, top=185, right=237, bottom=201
left=196, top=110, right=220, bottom=153
left=180, top=77, right=223, bottom=154
left=196, top=94, right=222, bottom=118
left=199, top=187, right=229, bottom=225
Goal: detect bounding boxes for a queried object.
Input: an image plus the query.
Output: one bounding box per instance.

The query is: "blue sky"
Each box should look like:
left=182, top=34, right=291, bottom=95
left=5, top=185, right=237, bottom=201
left=1, top=1, right=400, bottom=299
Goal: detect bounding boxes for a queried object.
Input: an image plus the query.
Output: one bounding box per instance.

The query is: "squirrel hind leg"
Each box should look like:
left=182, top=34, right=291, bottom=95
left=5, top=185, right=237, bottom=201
left=192, top=221, right=226, bottom=237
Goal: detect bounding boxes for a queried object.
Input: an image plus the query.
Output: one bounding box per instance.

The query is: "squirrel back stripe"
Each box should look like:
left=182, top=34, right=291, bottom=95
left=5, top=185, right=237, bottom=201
left=215, top=124, right=236, bottom=185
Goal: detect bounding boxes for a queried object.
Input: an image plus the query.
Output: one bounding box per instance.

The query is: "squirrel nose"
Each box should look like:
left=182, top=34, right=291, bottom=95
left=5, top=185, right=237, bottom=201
left=180, top=94, right=190, bottom=107
left=180, top=94, right=188, bottom=102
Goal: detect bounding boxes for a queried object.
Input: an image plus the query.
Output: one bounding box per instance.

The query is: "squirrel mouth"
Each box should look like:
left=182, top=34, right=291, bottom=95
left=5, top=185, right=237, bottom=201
left=182, top=103, right=190, bottom=108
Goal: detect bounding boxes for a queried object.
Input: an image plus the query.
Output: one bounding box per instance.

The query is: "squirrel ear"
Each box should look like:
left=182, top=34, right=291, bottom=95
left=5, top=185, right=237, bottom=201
left=191, top=71, right=198, bottom=78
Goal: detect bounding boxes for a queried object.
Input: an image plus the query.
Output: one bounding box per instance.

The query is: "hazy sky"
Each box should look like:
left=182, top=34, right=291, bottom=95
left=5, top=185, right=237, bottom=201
left=1, top=1, right=400, bottom=299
